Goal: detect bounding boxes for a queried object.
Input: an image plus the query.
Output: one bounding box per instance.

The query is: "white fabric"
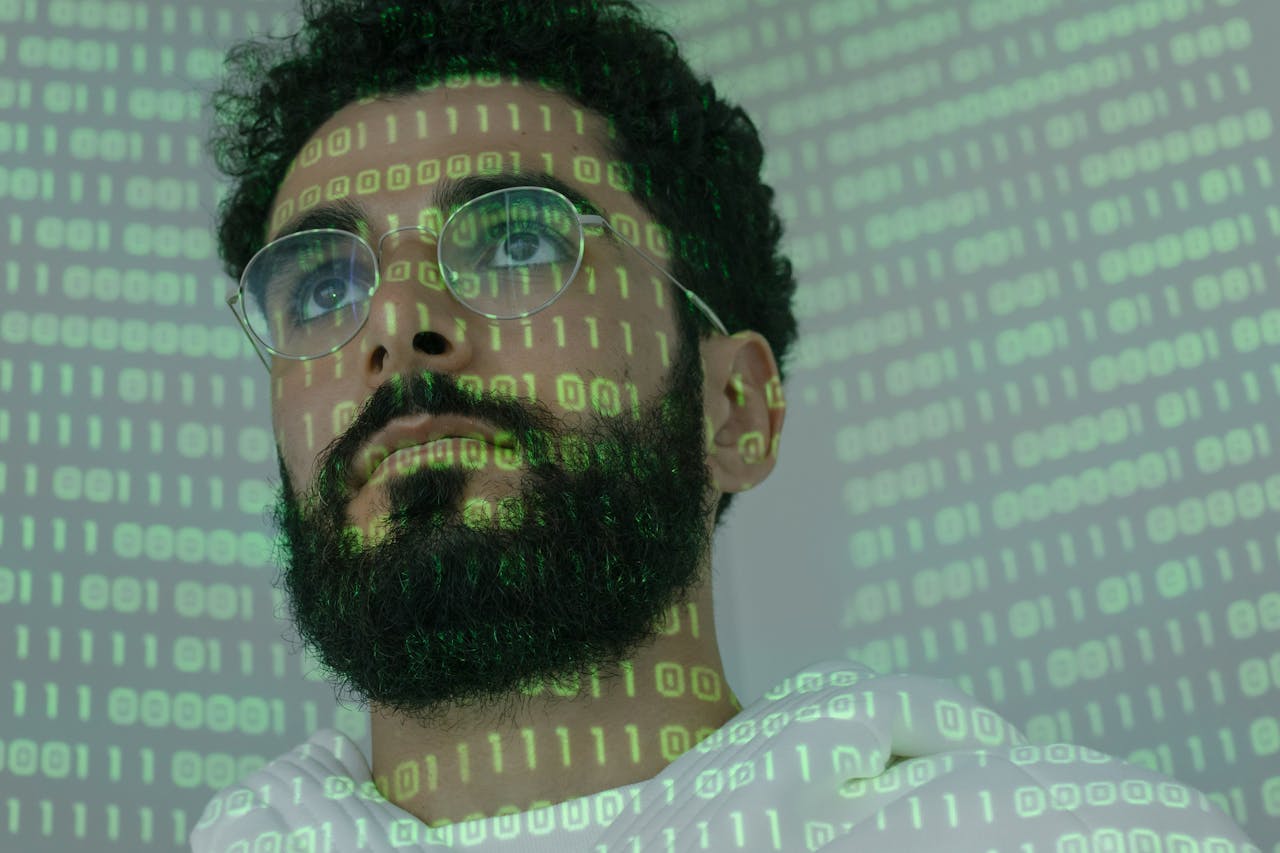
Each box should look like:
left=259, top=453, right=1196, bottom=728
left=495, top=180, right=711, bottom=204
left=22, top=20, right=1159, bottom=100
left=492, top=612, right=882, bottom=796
left=190, top=659, right=1259, bottom=851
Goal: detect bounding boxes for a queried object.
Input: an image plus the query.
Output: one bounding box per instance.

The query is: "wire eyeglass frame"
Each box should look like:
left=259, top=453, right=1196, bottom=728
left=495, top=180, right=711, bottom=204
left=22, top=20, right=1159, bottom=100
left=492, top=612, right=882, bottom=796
left=225, top=185, right=729, bottom=371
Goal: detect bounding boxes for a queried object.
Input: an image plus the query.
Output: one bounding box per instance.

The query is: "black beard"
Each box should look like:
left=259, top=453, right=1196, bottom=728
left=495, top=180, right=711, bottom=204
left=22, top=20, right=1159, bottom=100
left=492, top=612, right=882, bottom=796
left=268, top=332, right=717, bottom=729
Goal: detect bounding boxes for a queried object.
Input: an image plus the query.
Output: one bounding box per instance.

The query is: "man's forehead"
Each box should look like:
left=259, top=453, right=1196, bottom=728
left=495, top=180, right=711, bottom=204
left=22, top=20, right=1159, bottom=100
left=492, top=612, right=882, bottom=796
left=283, top=81, right=611, bottom=175
left=266, top=81, right=629, bottom=241
left=267, top=169, right=615, bottom=246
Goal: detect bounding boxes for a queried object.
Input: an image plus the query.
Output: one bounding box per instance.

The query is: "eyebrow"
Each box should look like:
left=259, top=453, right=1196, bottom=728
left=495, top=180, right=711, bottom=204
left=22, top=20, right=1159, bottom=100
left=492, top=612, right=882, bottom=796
left=266, top=169, right=614, bottom=244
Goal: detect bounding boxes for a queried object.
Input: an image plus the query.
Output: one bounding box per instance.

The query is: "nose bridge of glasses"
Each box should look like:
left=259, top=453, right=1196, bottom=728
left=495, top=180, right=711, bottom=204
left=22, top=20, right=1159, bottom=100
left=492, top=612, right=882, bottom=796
left=373, top=224, right=450, bottom=294
left=375, top=224, right=441, bottom=259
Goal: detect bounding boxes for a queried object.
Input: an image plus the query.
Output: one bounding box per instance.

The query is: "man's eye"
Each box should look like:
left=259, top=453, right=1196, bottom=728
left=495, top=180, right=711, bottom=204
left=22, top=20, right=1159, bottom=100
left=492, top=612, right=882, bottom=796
left=484, top=227, right=570, bottom=268
left=293, top=269, right=362, bottom=323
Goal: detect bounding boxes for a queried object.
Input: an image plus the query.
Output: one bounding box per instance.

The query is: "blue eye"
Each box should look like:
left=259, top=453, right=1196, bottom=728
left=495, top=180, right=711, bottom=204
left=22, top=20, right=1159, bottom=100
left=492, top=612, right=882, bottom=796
left=481, top=224, right=571, bottom=268
left=292, top=264, right=364, bottom=324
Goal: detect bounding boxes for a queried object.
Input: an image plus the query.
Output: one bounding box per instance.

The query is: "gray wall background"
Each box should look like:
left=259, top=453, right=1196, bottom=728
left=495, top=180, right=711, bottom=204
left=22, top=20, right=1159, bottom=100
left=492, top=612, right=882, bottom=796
left=1, top=0, right=1276, bottom=848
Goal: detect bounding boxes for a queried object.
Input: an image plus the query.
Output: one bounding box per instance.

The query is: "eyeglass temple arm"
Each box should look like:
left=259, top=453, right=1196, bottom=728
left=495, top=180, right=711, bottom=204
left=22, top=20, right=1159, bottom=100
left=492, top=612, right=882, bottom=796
left=227, top=291, right=273, bottom=371
left=580, top=215, right=728, bottom=337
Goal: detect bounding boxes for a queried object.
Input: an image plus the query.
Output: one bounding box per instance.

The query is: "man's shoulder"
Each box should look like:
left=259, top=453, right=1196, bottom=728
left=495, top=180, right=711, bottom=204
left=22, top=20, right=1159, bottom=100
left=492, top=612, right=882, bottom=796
left=754, top=660, right=1259, bottom=851
left=188, top=728, right=382, bottom=853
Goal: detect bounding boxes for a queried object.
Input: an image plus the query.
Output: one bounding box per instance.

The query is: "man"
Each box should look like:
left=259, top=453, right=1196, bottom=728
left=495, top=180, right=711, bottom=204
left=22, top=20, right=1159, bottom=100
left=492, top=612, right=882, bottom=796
left=191, top=0, right=1259, bottom=849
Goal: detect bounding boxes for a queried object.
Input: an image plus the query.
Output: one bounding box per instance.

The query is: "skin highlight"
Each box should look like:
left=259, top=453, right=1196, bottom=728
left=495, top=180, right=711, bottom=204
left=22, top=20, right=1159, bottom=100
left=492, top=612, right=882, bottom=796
left=261, top=79, right=785, bottom=827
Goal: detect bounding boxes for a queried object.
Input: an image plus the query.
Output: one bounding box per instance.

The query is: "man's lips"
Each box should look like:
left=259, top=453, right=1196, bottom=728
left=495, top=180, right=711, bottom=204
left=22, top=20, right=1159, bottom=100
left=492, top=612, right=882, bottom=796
left=349, top=414, right=515, bottom=489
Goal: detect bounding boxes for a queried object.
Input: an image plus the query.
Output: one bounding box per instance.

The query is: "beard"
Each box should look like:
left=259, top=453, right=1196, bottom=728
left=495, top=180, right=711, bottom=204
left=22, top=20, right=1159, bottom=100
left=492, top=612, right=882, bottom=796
left=268, top=330, right=717, bottom=729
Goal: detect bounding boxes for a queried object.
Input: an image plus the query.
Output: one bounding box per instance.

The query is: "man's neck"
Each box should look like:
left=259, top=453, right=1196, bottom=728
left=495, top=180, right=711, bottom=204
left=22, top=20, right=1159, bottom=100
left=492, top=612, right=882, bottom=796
left=368, top=594, right=740, bottom=828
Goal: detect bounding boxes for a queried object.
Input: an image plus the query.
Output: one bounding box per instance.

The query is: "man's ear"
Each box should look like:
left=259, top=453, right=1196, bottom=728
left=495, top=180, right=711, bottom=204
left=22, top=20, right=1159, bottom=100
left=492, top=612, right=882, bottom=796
left=700, top=331, right=786, bottom=494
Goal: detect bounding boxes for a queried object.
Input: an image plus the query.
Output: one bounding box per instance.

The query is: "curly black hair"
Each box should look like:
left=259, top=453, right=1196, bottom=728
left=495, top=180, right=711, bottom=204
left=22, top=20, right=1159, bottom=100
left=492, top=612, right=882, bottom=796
left=206, top=0, right=798, bottom=528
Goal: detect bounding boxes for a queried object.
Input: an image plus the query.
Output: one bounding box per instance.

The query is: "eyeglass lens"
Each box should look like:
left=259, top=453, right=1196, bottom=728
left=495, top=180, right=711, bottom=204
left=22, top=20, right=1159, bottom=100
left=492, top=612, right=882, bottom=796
left=241, top=188, right=586, bottom=358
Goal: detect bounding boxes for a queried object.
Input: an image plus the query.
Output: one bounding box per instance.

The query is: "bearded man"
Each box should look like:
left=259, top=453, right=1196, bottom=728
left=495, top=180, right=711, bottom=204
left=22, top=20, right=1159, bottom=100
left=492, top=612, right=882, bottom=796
left=191, top=1, right=1259, bottom=850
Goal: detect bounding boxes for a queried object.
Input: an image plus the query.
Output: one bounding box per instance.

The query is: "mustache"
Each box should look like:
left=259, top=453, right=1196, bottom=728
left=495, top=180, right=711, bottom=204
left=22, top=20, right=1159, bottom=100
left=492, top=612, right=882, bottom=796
left=301, top=330, right=704, bottom=500
left=314, top=371, right=560, bottom=493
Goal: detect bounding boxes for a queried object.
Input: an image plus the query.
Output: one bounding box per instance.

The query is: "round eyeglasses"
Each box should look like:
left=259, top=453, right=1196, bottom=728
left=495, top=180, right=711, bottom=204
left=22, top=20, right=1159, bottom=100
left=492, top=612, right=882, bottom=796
left=226, top=185, right=728, bottom=369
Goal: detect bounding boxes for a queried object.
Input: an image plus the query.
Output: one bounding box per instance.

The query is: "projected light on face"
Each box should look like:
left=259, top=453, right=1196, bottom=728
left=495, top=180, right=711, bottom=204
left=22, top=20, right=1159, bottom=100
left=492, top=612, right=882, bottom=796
left=260, top=81, right=727, bottom=727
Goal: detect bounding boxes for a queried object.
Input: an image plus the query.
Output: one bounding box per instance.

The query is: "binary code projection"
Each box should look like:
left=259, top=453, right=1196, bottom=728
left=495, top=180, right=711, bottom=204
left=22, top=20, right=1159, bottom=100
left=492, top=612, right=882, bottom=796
left=1, top=0, right=1275, bottom=850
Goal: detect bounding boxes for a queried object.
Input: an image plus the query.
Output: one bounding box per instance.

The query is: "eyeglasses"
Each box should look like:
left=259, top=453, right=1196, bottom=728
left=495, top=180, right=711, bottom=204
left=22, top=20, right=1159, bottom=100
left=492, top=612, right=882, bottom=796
left=226, top=185, right=729, bottom=370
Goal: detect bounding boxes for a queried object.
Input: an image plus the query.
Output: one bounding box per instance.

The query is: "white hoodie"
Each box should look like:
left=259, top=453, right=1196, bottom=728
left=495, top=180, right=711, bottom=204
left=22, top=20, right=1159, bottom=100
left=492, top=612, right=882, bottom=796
left=190, top=659, right=1260, bottom=851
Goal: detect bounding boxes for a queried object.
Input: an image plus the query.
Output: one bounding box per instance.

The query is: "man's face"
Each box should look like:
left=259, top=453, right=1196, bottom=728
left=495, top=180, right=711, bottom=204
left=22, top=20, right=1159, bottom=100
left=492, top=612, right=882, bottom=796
left=263, top=80, right=721, bottom=726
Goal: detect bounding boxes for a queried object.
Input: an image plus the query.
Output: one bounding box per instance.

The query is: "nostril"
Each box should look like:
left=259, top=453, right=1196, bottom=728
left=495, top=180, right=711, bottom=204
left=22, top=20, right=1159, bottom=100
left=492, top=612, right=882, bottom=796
left=414, top=330, right=448, bottom=355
